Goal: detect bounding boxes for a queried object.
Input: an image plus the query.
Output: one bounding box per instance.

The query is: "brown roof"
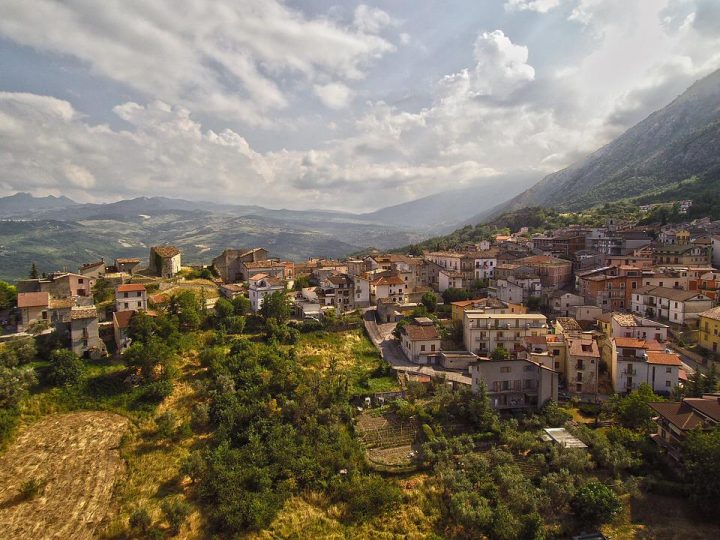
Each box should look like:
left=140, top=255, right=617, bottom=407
left=113, top=310, right=135, bottom=329
left=613, top=337, right=664, bottom=351
left=80, top=260, right=104, bottom=270
left=402, top=324, right=440, bottom=341
left=372, top=275, right=404, bottom=286
left=17, top=292, right=49, bottom=308
left=646, top=351, right=682, bottom=366
left=243, top=260, right=286, bottom=269
left=516, top=255, right=572, bottom=266
left=151, top=245, right=180, bottom=258
left=70, top=307, right=98, bottom=320
left=116, top=283, right=146, bottom=293
left=612, top=313, right=638, bottom=327
left=115, top=258, right=141, bottom=264
left=700, top=306, right=720, bottom=322
left=649, top=399, right=720, bottom=430
left=639, top=286, right=710, bottom=302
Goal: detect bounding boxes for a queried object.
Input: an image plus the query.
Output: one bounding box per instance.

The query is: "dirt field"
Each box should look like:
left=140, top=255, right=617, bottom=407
left=0, top=411, right=130, bottom=540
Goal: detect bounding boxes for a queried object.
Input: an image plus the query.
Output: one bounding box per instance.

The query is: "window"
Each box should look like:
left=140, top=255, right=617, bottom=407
left=576, top=383, right=582, bottom=392
left=666, top=367, right=672, bottom=373
left=576, top=372, right=583, bottom=382
left=124, top=303, right=129, bottom=309
left=431, top=344, right=436, bottom=352
left=554, top=362, right=560, bottom=370
left=665, top=380, right=671, bottom=387
left=420, top=345, right=425, bottom=352
left=500, top=366, right=511, bottom=373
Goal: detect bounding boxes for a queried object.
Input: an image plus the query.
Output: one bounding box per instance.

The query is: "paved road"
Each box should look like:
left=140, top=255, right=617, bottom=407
left=363, top=309, right=472, bottom=386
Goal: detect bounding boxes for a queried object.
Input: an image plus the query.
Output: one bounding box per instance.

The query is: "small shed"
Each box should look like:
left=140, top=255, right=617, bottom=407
left=541, top=427, right=588, bottom=449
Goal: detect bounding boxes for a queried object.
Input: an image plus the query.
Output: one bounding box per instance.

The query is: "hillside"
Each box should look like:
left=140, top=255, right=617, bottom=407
left=494, top=68, right=720, bottom=215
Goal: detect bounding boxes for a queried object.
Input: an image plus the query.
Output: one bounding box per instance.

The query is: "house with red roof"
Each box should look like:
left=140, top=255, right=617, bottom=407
left=16, top=291, right=50, bottom=331
left=650, top=395, right=720, bottom=461
left=604, top=336, right=681, bottom=394
left=115, top=283, right=147, bottom=312
left=399, top=317, right=440, bottom=364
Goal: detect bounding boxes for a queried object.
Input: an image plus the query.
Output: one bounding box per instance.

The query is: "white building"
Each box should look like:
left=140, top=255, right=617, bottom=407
left=399, top=318, right=441, bottom=364
left=463, top=312, right=548, bottom=358
left=609, top=313, right=668, bottom=341
left=631, top=286, right=713, bottom=326
left=438, top=269, right=464, bottom=292
left=115, top=283, right=147, bottom=312
left=248, top=273, right=285, bottom=313
left=607, top=337, right=681, bottom=395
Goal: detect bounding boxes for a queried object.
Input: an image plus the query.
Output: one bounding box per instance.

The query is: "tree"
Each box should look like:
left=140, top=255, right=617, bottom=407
left=0, top=337, right=36, bottom=367
left=128, top=311, right=159, bottom=344
left=442, top=288, right=471, bottom=304
left=169, top=291, right=202, bottom=330
left=232, top=295, right=251, bottom=316
left=0, top=365, right=37, bottom=407
left=490, top=346, right=509, bottom=362
left=123, top=338, right=172, bottom=381
left=683, top=428, right=720, bottom=518
left=47, top=349, right=85, bottom=386
left=260, top=291, right=291, bottom=323
left=91, top=278, right=114, bottom=304
left=29, top=262, right=39, bottom=279
left=293, top=275, right=310, bottom=291
left=421, top=292, right=437, bottom=313
left=0, top=280, right=17, bottom=311
left=215, top=298, right=235, bottom=319
left=612, top=383, right=662, bottom=431
left=571, top=481, right=622, bottom=525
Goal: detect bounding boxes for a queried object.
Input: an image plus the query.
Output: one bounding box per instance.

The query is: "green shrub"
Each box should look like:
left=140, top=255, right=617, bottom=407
left=155, top=411, right=177, bottom=438
left=161, top=498, right=191, bottom=534
left=47, top=349, right=85, bottom=387
left=334, top=474, right=402, bottom=521
left=20, top=478, right=43, bottom=500
left=140, top=379, right=173, bottom=404
left=129, top=508, right=152, bottom=533
left=571, top=481, right=622, bottom=524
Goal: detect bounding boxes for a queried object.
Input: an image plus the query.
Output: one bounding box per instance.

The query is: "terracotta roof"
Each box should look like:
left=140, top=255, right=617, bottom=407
left=17, top=292, right=49, bottom=308
left=646, top=351, right=682, bottom=366
left=116, top=283, right=146, bottom=293
left=567, top=336, right=599, bottom=357
left=700, top=306, right=720, bottom=322
left=372, top=275, right=404, bottom=286
left=113, top=310, right=135, bottom=329
left=116, top=258, right=141, bottom=264
left=151, top=245, right=180, bottom=258
left=402, top=324, right=440, bottom=341
left=612, top=313, right=638, bottom=327
left=249, top=273, right=268, bottom=281
left=440, top=269, right=464, bottom=278
left=556, top=317, right=582, bottom=331
left=221, top=283, right=244, bottom=292
left=613, top=337, right=647, bottom=348
left=149, top=293, right=170, bottom=304
left=70, top=307, right=98, bottom=320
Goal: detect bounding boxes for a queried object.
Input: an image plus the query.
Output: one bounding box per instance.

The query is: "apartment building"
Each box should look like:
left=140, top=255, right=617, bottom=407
left=463, top=312, right=548, bottom=358
left=469, top=358, right=558, bottom=410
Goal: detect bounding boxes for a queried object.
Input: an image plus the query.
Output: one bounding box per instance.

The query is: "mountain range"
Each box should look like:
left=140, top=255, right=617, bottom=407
left=0, top=178, right=531, bottom=281
left=486, top=67, right=720, bottom=219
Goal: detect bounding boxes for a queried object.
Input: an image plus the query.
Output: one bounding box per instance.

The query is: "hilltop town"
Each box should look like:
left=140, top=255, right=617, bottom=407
left=2, top=208, right=720, bottom=538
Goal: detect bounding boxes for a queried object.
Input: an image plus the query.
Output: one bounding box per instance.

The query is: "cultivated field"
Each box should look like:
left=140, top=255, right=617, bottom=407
left=0, top=411, right=129, bottom=540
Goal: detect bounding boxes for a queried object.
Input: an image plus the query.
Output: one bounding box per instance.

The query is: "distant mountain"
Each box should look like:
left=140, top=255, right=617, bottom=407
left=360, top=174, right=535, bottom=231
left=0, top=192, right=77, bottom=216
left=494, top=68, right=720, bottom=215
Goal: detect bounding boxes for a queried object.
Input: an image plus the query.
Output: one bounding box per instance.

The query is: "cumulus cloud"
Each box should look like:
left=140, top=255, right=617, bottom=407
left=505, top=0, right=562, bottom=14
left=1, top=2, right=719, bottom=212
left=313, top=82, right=353, bottom=109
left=0, top=0, right=397, bottom=125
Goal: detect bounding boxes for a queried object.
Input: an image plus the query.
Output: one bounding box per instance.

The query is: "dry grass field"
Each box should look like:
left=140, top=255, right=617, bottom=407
left=0, top=412, right=129, bottom=540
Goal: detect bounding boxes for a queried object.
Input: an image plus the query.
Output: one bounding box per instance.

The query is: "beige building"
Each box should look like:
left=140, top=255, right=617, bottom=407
left=565, top=334, right=600, bottom=396
left=470, top=358, right=558, bottom=410
left=463, top=312, right=548, bottom=358
left=212, top=247, right=268, bottom=283
left=17, top=291, right=50, bottom=331
left=115, top=283, right=147, bottom=312
left=69, top=307, right=104, bottom=358
left=399, top=318, right=441, bottom=364
left=604, top=337, right=681, bottom=394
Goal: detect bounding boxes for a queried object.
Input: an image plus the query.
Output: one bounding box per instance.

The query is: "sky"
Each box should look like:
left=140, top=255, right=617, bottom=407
left=0, top=0, right=719, bottom=212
